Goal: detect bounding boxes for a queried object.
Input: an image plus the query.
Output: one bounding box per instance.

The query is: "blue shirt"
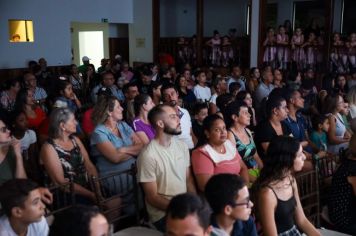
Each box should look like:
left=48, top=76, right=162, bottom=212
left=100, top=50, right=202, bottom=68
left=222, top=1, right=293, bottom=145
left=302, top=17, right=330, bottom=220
left=283, top=113, right=307, bottom=142
left=211, top=216, right=258, bottom=236
left=90, top=122, right=135, bottom=174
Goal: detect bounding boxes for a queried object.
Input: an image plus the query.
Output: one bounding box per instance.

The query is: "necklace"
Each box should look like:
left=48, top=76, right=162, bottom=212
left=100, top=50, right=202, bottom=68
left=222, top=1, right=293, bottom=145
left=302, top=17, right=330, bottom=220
left=210, top=144, right=225, bottom=153
left=105, top=124, right=118, bottom=134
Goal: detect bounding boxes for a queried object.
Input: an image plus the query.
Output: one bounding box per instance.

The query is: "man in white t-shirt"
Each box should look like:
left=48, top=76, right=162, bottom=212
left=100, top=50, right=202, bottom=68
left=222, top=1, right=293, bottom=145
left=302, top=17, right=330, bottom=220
left=138, top=104, right=196, bottom=232
left=193, top=70, right=211, bottom=102
left=0, top=179, right=48, bottom=236
left=161, top=83, right=195, bottom=149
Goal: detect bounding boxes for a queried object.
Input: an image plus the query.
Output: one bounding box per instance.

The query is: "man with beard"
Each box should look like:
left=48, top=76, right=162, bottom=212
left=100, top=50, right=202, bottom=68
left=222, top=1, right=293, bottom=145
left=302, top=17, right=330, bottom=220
left=161, top=83, right=195, bottom=149
left=137, top=104, right=196, bottom=232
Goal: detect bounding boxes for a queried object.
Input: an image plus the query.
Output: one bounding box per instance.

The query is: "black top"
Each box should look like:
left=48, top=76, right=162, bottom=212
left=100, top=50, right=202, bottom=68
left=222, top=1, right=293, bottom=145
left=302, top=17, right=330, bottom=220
left=267, top=181, right=297, bottom=234
left=254, top=119, right=292, bottom=160
left=329, top=158, right=356, bottom=232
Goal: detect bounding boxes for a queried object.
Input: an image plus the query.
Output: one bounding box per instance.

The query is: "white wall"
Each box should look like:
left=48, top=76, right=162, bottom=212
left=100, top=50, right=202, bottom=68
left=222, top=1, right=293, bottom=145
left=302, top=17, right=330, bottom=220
left=160, top=0, right=249, bottom=37
left=129, top=0, right=153, bottom=65
left=0, top=0, right=133, bottom=69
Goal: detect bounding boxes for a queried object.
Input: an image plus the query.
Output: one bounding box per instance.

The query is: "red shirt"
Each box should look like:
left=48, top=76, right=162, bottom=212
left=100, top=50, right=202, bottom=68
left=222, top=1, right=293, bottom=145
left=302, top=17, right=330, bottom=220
left=27, top=106, right=46, bottom=130
left=82, top=108, right=94, bottom=135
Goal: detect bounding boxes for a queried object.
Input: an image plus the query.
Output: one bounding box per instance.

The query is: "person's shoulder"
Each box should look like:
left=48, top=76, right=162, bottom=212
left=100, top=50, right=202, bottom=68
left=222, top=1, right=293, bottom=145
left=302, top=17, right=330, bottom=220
left=92, top=124, right=106, bottom=133
left=235, top=216, right=257, bottom=235
left=0, top=215, right=14, bottom=234
left=138, top=140, right=158, bottom=159
left=178, top=106, right=189, bottom=115
left=28, top=216, right=49, bottom=236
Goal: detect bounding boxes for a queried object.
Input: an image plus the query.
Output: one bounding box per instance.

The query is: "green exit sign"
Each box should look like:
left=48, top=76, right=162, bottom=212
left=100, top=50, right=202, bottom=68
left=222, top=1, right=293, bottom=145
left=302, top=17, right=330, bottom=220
left=101, top=18, right=108, bottom=23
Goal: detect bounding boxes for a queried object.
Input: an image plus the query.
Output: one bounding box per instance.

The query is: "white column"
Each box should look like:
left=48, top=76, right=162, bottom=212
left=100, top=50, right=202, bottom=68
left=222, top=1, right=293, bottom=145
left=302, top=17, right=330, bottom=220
left=250, top=0, right=260, bottom=67
left=128, top=0, right=153, bottom=66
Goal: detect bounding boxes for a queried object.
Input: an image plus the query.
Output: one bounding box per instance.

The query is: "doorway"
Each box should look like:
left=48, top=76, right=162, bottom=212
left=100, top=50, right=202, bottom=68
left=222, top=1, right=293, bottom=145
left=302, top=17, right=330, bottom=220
left=71, top=22, right=109, bottom=70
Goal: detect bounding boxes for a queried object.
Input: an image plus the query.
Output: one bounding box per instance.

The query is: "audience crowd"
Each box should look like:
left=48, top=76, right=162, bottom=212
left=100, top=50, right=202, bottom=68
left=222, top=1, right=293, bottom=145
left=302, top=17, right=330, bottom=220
left=0, top=49, right=356, bottom=236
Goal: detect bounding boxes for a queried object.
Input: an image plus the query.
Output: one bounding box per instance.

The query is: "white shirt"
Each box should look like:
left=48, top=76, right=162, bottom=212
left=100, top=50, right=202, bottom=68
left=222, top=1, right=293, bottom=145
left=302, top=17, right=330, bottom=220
left=0, top=215, right=49, bottom=236
left=177, top=107, right=194, bottom=149
left=193, top=84, right=211, bottom=102
left=20, top=129, right=37, bottom=151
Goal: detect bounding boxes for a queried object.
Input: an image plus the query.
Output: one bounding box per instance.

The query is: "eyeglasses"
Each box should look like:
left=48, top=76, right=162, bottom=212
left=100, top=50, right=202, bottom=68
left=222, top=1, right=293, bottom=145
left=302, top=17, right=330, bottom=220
left=230, top=198, right=252, bottom=208
left=0, top=126, right=9, bottom=133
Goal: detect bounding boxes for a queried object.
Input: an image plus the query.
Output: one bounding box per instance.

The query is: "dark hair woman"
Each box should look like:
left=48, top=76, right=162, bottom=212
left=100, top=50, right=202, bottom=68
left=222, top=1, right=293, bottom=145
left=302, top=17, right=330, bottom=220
left=191, top=114, right=249, bottom=192
left=253, top=136, right=320, bottom=236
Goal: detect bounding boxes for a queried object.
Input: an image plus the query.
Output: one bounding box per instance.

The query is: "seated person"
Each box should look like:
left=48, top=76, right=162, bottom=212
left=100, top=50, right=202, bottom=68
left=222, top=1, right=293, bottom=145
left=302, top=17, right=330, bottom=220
left=328, top=119, right=356, bottom=234
left=40, top=108, right=98, bottom=204
left=254, top=95, right=291, bottom=160
left=53, top=79, right=81, bottom=114
left=137, top=105, right=196, bottom=232
left=253, top=136, right=320, bottom=236
left=14, top=88, right=46, bottom=132
left=49, top=205, right=109, bottom=236
left=205, top=174, right=257, bottom=236
left=82, top=87, right=113, bottom=137
left=0, top=179, right=48, bottom=236
left=90, top=96, right=143, bottom=176
left=225, top=101, right=263, bottom=183
left=132, top=94, right=156, bottom=145
left=166, top=193, right=212, bottom=236
left=192, top=114, right=249, bottom=192
left=10, top=110, right=41, bottom=183
left=0, top=118, right=26, bottom=185
left=192, top=103, right=208, bottom=144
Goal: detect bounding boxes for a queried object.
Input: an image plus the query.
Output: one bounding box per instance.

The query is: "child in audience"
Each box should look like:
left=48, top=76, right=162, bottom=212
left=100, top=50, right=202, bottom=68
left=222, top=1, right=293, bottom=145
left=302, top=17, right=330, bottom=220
left=192, top=103, right=209, bottom=144
left=53, top=79, right=81, bottom=113
left=0, top=179, right=48, bottom=236
left=11, top=110, right=41, bottom=183
left=310, top=114, right=329, bottom=152
left=193, top=70, right=211, bottom=102
left=205, top=174, right=257, bottom=236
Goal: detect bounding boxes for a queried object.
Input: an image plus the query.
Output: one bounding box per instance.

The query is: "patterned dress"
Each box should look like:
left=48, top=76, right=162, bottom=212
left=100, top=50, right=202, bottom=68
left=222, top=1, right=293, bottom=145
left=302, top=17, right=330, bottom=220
left=46, top=136, right=88, bottom=188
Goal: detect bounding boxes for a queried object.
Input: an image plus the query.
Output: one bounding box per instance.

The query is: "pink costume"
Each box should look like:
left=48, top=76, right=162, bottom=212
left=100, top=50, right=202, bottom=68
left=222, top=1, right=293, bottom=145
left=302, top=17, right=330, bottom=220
left=305, top=40, right=318, bottom=69
left=209, top=38, right=221, bottom=66
left=221, top=43, right=234, bottom=67
left=348, top=42, right=356, bottom=68
left=291, top=35, right=305, bottom=70
left=330, top=42, right=347, bottom=73
left=263, top=36, right=277, bottom=67
left=276, top=34, right=290, bottom=69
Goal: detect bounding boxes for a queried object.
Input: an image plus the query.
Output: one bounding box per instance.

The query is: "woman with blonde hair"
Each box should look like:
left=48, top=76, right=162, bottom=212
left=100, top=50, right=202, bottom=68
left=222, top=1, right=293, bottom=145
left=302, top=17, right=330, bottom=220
left=90, top=96, right=143, bottom=177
